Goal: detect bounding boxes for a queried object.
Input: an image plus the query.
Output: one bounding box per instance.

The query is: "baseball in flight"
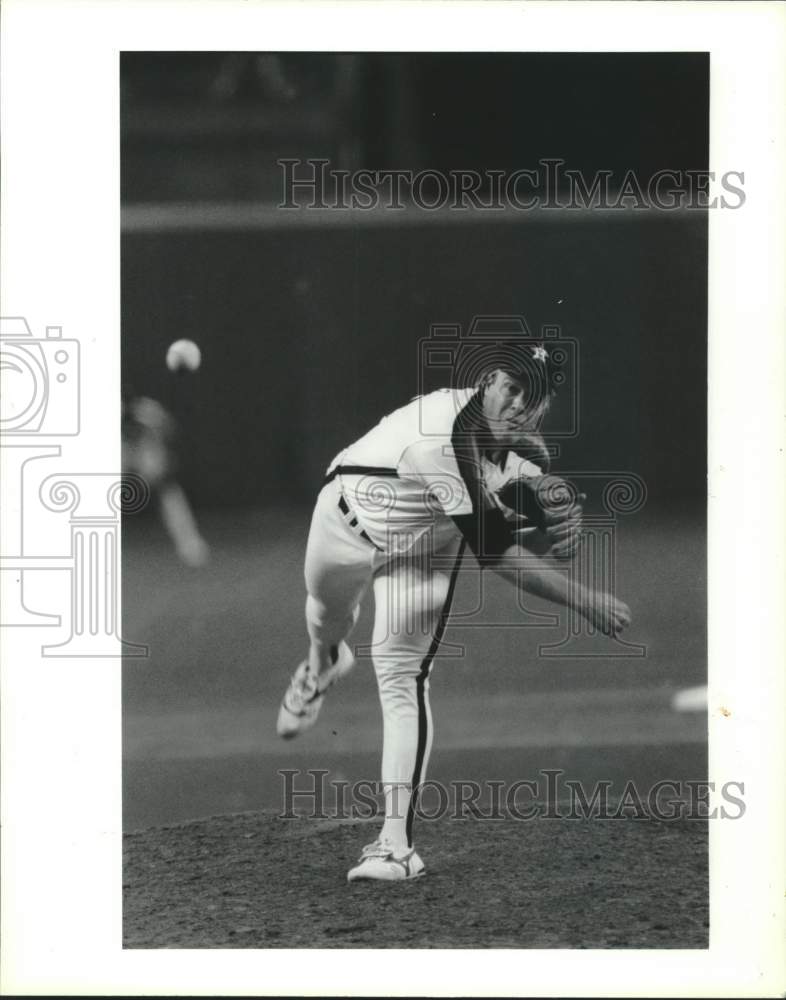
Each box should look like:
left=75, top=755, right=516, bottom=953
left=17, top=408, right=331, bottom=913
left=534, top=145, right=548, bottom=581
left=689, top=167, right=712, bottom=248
left=166, top=339, right=202, bottom=373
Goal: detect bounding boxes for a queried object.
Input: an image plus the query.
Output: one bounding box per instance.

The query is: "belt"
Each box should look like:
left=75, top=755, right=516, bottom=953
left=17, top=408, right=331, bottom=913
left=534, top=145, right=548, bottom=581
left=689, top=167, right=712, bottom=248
left=337, top=494, right=384, bottom=551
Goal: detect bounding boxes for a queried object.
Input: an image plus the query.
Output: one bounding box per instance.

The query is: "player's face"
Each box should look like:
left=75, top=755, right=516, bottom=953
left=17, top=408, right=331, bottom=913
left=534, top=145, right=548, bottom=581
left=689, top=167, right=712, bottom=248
left=481, top=370, right=550, bottom=445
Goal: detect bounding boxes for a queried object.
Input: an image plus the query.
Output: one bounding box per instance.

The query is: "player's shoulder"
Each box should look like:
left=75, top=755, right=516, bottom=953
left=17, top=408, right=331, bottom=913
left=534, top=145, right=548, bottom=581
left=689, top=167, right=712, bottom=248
left=403, top=387, right=477, bottom=431
left=348, top=388, right=478, bottom=475
left=398, top=389, right=473, bottom=447
left=394, top=390, right=477, bottom=475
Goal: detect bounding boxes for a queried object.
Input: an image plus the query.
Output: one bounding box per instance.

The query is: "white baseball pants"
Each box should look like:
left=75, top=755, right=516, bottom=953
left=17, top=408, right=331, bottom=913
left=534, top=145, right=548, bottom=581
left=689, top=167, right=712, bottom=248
left=303, top=477, right=464, bottom=849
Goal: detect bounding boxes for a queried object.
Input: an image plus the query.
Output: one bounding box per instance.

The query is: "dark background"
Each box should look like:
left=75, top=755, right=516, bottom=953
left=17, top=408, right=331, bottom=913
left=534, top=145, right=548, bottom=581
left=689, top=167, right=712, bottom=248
left=121, top=53, right=708, bottom=510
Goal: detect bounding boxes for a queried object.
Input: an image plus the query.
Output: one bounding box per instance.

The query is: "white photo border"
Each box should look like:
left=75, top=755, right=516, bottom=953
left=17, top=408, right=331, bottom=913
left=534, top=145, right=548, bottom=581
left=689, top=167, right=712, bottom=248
left=1, top=0, right=784, bottom=996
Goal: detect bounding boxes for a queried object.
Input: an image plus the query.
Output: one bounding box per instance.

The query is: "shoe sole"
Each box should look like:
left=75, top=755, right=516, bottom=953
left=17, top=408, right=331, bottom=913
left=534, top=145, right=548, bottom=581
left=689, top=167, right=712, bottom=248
left=347, top=851, right=425, bottom=883
left=347, top=869, right=425, bottom=884
left=276, top=643, right=355, bottom=739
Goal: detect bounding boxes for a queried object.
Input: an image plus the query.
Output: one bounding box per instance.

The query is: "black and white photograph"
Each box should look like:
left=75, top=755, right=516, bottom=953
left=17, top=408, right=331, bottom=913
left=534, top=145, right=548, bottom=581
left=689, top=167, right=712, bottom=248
left=1, top=1, right=784, bottom=996
left=120, top=49, right=714, bottom=948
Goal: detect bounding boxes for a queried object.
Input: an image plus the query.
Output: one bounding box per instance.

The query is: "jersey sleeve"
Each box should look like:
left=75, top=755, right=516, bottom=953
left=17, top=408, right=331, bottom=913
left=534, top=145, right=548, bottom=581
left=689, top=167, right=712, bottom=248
left=397, top=438, right=474, bottom=517
left=487, top=452, right=545, bottom=524
left=400, top=438, right=517, bottom=565
left=505, top=453, right=543, bottom=480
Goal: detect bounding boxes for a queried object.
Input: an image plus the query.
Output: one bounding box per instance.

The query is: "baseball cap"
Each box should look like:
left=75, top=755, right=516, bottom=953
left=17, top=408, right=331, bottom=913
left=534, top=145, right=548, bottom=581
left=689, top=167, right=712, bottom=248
left=497, top=342, right=559, bottom=396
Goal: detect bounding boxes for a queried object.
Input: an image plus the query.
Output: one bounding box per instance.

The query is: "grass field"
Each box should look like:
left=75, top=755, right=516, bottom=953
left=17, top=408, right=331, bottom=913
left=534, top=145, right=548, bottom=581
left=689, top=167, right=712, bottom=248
left=122, top=503, right=707, bottom=947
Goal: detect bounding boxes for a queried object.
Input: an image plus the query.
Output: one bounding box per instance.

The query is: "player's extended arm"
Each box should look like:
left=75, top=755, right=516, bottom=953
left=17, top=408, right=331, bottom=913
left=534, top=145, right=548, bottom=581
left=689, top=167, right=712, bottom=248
left=452, top=511, right=631, bottom=635
left=496, top=544, right=630, bottom=635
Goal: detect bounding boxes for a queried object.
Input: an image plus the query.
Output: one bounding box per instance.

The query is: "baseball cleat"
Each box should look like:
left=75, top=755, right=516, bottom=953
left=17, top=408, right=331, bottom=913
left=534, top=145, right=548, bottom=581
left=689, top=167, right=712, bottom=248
left=276, top=641, right=354, bottom=739
left=347, top=839, right=425, bottom=883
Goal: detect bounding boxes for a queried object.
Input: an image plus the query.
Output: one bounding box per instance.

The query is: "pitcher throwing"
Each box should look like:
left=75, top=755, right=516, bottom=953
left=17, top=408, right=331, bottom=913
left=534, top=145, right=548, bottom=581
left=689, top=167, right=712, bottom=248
left=276, top=339, right=631, bottom=882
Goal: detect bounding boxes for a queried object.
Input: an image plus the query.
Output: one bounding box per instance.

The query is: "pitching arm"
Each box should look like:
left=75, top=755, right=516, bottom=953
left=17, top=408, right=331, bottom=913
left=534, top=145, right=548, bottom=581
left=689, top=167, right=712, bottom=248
left=452, top=512, right=575, bottom=601
left=452, top=515, right=630, bottom=636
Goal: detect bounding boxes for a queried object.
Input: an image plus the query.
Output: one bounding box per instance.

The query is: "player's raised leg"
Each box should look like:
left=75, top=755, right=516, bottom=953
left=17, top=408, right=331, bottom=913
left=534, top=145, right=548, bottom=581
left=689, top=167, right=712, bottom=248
left=277, top=479, right=374, bottom=739
left=347, top=536, right=464, bottom=881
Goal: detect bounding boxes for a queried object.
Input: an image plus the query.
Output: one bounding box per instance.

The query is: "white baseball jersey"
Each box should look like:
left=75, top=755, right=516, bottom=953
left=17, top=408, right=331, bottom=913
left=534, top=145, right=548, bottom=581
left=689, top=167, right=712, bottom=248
left=327, top=388, right=542, bottom=555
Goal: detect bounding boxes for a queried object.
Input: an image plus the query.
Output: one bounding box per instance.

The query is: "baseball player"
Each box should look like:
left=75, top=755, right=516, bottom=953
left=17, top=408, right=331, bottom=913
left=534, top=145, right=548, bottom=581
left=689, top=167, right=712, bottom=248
left=122, top=395, right=210, bottom=567
left=276, top=341, right=631, bottom=882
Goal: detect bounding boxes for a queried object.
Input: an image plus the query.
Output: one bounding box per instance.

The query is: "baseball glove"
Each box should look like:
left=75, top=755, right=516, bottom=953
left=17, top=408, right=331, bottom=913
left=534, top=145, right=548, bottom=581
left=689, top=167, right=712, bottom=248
left=496, top=473, right=584, bottom=560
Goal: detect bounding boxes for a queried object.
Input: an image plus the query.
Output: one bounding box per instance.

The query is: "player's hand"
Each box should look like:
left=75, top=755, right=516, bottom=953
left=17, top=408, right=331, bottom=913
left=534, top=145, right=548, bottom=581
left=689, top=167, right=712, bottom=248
left=581, top=592, right=632, bottom=636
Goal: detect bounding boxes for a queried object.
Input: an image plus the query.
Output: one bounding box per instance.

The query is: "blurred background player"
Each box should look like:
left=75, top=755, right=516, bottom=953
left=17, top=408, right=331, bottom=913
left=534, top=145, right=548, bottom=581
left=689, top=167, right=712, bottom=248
left=276, top=342, right=631, bottom=882
left=122, top=394, right=210, bottom=568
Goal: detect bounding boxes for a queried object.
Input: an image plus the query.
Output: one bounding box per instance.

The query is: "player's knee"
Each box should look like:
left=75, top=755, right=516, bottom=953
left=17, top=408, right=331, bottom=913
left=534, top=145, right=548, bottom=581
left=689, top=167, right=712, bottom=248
left=372, top=646, right=433, bottom=686
left=374, top=664, right=421, bottom=710
left=305, top=594, right=337, bottom=630
left=397, top=568, right=451, bottom=617
left=305, top=594, right=358, bottom=633
left=425, top=571, right=451, bottom=613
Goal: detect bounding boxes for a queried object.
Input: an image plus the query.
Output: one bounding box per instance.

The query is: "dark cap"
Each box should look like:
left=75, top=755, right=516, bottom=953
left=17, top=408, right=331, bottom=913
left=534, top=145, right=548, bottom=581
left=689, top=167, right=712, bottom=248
left=498, top=342, right=558, bottom=393
left=455, top=340, right=561, bottom=408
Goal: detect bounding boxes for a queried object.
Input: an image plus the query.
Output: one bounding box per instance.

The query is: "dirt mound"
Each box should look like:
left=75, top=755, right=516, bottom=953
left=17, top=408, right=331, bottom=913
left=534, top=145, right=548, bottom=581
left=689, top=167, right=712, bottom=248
left=124, top=810, right=708, bottom=948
